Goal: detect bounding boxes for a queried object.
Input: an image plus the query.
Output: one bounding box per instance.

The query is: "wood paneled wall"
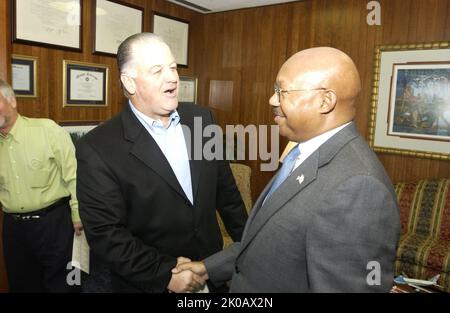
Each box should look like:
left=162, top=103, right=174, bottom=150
left=196, top=0, right=450, bottom=200
left=12, top=0, right=202, bottom=122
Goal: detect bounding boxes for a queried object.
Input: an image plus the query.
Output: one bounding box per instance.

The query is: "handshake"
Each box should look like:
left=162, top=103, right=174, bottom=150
left=167, top=256, right=209, bottom=293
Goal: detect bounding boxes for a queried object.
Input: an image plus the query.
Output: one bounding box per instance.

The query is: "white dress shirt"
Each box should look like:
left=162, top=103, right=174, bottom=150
left=292, top=122, right=351, bottom=171
left=129, top=101, right=193, bottom=204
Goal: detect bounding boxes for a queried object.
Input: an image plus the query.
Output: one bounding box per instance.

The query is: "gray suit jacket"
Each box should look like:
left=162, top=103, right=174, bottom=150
left=204, top=123, right=400, bottom=292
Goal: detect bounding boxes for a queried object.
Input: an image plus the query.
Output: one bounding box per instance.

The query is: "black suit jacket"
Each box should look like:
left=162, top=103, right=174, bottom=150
left=76, top=103, right=247, bottom=292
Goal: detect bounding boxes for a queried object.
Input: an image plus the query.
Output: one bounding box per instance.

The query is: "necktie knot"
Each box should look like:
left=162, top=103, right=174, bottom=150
left=284, top=144, right=301, bottom=164
left=264, top=144, right=300, bottom=202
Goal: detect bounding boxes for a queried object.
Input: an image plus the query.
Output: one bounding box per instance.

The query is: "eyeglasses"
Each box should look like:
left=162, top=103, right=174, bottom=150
left=273, top=84, right=326, bottom=103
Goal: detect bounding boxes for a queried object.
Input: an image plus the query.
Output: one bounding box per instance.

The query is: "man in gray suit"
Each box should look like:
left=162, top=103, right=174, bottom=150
left=174, top=47, right=400, bottom=292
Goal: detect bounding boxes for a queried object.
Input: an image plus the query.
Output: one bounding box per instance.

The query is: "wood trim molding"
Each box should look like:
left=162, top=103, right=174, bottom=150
left=1, top=0, right=12, bottom=294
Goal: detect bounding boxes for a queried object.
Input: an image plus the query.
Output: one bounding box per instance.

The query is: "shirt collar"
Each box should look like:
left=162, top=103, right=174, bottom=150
left=297, top=122, right=351, bottom=158
left=1, top=114, right=24, bottom=143
left=128, top=100, right=180, bottom=130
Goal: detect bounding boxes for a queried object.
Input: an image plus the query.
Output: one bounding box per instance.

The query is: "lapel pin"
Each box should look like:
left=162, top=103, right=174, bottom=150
left=296, top=174, right=304, bottom=185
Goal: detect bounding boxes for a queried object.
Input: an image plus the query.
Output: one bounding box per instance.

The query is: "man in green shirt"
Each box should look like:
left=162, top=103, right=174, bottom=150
left=0, top=79, right=82, bottom=292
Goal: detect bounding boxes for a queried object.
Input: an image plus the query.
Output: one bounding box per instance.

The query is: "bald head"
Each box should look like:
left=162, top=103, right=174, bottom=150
left=271, top=47, right=361, bottom=142
left=281, top=47, right=361, bottom=120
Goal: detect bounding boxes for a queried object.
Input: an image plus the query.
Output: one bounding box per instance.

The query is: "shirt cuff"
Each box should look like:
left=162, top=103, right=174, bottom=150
left=71, top=208, right=81, bottom=223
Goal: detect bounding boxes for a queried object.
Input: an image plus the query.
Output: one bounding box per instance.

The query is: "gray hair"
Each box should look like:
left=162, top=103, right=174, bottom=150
left=0, top=79, right=16, bottom=103
left=117, top=32, right=167, bottom=76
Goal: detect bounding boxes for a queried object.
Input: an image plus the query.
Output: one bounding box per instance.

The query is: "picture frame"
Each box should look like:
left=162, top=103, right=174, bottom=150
left=92, top=0, right=143, bottom=56
left=368, top=42, right=450, bottom=161
left=59, top=121, right=101, bottom=144
left=178, top=76, right=197, bottom=104
left=12, top=0, right=82, bottom=51
left=152, top=12, right=189, bottom=67
left=11, top=54, right=38, bottom=98
left=63, top=60, right=109, bottom=107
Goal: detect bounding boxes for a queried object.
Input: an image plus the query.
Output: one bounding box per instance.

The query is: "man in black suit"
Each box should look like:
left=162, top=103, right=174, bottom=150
left=76, top=33, right=248, bottom=293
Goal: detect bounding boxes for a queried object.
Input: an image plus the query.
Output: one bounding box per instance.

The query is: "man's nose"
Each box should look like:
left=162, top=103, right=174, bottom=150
left=269, top=93, right=279, bottom=107
left=164, top=68, right=178, bottom=82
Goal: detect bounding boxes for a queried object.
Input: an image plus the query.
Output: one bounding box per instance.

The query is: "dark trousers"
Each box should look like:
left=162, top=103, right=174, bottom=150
left=2, top=200, right=80, bottom=293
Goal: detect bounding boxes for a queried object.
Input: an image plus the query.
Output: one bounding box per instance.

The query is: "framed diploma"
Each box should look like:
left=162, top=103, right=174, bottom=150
left=93, top=0, right=144, bottom=56
left=152, top=12, right=189, bottom=67
left=12, top=0, right=82, bottom=51
left=63, top=60, right=109, bottom=107
left=11, top=55, right=38, bottom=98
left=178, top=76, right=197, bottom=104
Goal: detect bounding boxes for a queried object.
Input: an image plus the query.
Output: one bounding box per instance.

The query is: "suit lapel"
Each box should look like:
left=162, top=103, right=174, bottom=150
left=239, top=122, right=359, bottom=255
left=121, top=103, right=190, bottom=202
left=239, top=153, right=319, bottom=254
left=239, top=176, right=274, bottom=239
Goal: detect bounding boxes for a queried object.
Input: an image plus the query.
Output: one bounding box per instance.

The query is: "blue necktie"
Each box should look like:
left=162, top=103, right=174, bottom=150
left=265, top=144, right=300, bottom=201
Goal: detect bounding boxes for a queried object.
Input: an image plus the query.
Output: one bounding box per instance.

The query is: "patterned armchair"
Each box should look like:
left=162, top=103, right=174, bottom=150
left=218, top=163, right=252, bottom=248
left=394, top=178, right=450, bottom=292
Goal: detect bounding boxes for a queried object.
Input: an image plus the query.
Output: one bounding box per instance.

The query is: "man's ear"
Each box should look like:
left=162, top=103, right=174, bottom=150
left=319, top=89, right=337, bottom=114
left=10, top=98, right=17, bottom=109
left=120, top=74, right=136, bottom=95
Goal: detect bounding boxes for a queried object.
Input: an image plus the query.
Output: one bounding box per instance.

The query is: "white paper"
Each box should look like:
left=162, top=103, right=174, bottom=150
left=16, top=0, right=80, bottom=48
left=70, top=69, right=104, bottom=101
left=95, top=0, right=142, bottom=54
left=153, top=14, right=188, bottom=66
left=178, top=80, right=195, bottom=103
left=12, top=63, right=30, bottom=91
left=195, top=284, right=210, bottom=293
left=71, top=231, right=90, bottom=274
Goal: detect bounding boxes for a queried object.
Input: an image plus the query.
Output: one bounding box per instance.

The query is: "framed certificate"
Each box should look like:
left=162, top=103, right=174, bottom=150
left=152, top=12, right=189, bottom=67
left=93, top=0, right=144, bottom=56
left=11, top=55, right=38, bottom=98
left=178, top=76, right=197, bottom=104
left=63, top=60, right=109, bottom=107
left=12, top=0, right=82, bottom=51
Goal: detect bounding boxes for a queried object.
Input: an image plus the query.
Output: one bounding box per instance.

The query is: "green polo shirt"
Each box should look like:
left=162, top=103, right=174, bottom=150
left=0, top=115, right=80, bottom=222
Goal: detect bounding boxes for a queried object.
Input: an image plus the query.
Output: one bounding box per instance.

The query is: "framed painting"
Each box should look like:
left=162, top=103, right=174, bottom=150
left=368, top=42, right=450, bottom=160
left=59, top=121, right=101, bottom=143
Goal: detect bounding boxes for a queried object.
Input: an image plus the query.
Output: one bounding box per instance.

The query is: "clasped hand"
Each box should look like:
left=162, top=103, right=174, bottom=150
left=167, top=257, right=209, bottom=293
